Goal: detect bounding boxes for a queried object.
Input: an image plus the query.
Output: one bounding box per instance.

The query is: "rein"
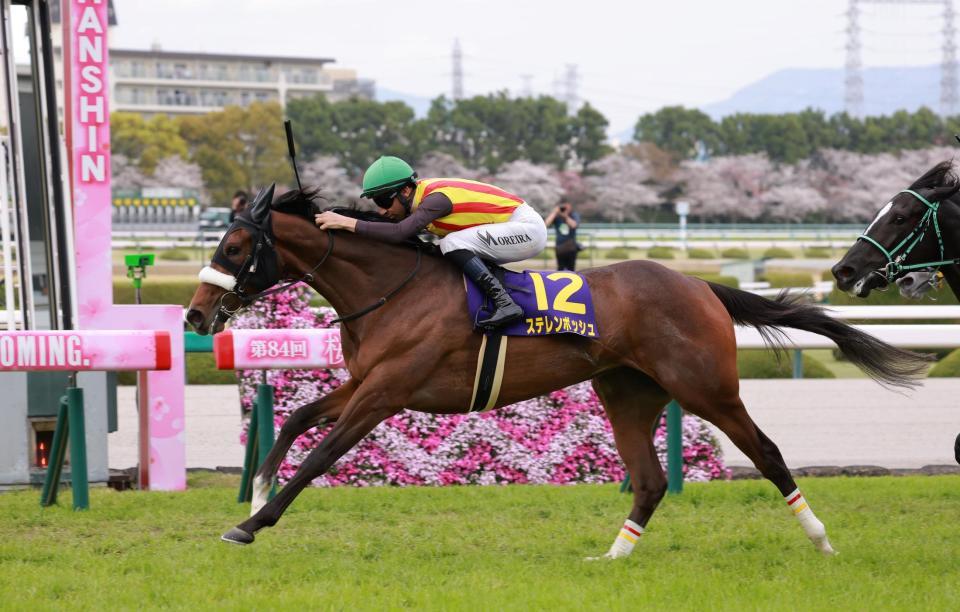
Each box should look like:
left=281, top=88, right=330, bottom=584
left=857, top=189, right=960, bottom=283
left=215, top=223, right=423, bottom=326
left=331, top=247, right=422, bottom=324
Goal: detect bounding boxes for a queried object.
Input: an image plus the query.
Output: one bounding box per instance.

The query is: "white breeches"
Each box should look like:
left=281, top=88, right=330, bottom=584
left=438, top=203, right=547, bottom=264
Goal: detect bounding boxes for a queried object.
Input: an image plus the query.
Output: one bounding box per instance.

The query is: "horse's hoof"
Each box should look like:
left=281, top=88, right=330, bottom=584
left=221, top=527, right=255, bottom=545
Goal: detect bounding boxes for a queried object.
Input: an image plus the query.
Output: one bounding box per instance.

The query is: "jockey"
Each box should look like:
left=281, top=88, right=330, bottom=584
left=315, top=156, right=547, bottom=330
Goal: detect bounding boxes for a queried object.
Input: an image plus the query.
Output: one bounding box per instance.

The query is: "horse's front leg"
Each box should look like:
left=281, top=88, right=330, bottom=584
left=223, top=378, right=401, bottom=544
left=249, top=378, right=358, bottom=516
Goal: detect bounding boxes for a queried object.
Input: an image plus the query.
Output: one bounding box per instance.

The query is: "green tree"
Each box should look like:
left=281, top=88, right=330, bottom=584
left=286, top=96, right=425, bottom=176
left=177, top=102, right=292, bottom=204
left=633, top=106, right=720, bottom=160
left=569, top=102, right=612, bottom=170
left=110, top=113, right=188, bottom=174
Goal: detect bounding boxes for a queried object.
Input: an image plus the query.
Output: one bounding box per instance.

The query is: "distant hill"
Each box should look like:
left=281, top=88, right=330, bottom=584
left=375, top=87, right=434, bottom=117
left=701, top=64, right=944, bottom=118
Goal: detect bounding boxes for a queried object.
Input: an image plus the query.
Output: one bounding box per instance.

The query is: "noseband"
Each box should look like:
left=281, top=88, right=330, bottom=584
left=857, top=189, right=956, bottom=284
left=199, top=214, right=422, bottom=326
left=200, top=213, right=334, bottom=325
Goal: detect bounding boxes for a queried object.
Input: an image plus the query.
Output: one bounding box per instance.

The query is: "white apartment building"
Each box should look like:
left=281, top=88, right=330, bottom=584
left=110, top=47, right=374, bottom=116
left=44, top=2, right=373, bottom=118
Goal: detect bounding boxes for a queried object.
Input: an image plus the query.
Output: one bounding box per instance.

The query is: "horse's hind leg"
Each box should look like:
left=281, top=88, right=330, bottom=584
left=250, top=379, right=357, bottom=516
left=671, top=382, right=836, bottom=555
left=589, top=367, right=670, bottom=560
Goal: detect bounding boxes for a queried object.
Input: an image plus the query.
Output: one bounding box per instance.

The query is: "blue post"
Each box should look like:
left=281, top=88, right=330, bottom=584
left=792, top=349, right=803, bottom=379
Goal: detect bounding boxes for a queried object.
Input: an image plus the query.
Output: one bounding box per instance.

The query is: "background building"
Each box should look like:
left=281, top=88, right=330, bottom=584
left=109, top=47, right=374, bottom=116
left=42, top=2, right=373, bottom=118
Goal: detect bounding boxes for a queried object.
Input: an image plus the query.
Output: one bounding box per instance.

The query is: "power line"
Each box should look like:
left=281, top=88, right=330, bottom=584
left=452, top=38, right=463, bottom=101
left=846, top=0, right=958, bottom=116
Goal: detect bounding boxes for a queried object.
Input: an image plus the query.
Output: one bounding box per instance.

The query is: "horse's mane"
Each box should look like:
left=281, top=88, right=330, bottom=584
left=910, top=160, right=958, bottom=191
left=271, top=187, right=392, bottom=224
left=270, top=186, right=440, bottom=254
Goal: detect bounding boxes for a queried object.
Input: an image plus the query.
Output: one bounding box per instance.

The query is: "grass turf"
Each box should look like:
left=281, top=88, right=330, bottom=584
left=1, top=474, right=958, bottom=609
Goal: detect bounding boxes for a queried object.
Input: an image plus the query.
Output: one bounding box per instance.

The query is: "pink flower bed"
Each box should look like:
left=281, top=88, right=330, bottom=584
left=233, top=286, right=729, bottom=486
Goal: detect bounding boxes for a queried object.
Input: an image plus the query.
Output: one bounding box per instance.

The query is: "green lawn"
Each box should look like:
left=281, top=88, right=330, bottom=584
left=1, top=474, right=958, bottom=609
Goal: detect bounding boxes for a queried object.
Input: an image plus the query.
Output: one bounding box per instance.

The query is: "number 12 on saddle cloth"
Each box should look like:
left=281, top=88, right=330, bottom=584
left=464, top=269, right=599, bottom=338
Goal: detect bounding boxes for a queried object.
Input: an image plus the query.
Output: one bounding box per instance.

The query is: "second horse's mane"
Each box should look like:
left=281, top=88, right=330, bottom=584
left=910, top=160, right=959, bottom=191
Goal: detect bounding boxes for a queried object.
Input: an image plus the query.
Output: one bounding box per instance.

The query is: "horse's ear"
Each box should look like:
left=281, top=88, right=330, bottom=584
left=250, top=183, right=275, bottom=224
left=930, top=181, right=960, bottom=203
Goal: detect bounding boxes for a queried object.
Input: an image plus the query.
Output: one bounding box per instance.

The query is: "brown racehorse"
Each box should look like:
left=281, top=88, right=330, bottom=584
left=187, top=187, right=928, bottom=558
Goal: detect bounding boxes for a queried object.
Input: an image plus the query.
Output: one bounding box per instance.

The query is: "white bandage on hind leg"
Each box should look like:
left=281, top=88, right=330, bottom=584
left=785, top=488, right=833, bottom=553
left=605, top=519, right=644, bottom=559
left=199, top=266, right=238, bottom=291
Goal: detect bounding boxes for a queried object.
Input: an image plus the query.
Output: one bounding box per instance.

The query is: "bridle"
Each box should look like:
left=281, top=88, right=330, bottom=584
left=857, top=189, right=959, bottom=284
left=201, top=211, right=421, bottom=326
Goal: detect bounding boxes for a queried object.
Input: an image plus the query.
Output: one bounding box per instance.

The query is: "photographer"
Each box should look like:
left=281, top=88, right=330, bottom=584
left=544, top=200, right=581, bottom=271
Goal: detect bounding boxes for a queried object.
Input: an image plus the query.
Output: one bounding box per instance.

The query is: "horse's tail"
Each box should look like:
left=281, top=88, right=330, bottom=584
left=706, top=281, right=930, bottom=388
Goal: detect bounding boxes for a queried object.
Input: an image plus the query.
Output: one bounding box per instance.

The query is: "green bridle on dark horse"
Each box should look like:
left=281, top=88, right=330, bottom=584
left=857, top=189, right=959, bottom=283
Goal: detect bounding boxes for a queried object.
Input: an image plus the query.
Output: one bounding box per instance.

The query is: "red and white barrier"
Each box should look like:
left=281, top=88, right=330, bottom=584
left=0, top=330, right=171, bottom=372
left=214, top=329, right=345, bottom=370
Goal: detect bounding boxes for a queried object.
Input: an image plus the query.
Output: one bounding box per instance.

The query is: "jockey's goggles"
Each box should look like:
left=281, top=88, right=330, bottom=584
left=373, top=190, right=399, bottom=209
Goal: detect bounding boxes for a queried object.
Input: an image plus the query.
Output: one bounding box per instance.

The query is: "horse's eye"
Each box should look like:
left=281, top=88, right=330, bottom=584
left=893, top=215, right=906, bottom=225
left=226, top=246, right=240, bottom=256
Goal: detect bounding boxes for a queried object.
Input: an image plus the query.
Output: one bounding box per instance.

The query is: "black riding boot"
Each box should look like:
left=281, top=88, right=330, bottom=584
left=447, top=250, right=523, bottom=330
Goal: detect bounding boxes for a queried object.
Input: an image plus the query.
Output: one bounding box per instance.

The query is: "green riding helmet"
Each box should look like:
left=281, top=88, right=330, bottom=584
left=361, top=156, right=418, bottom=198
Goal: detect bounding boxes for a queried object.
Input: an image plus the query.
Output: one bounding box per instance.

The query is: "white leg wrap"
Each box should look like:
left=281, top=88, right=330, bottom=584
left=785, top=488, right=835, bottom=555
left=587, top=519, right=644, bottom=560
left=250, top=476, right=270, bottom=517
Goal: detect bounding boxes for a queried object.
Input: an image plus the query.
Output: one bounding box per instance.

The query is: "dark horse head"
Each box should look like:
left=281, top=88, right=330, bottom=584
left=832, top=161, right=960, bottom=297
left=185, top=186, right=389, bottom=335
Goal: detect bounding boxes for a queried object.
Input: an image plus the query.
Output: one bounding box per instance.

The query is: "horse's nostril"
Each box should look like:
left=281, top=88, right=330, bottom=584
left=900, top=277, right=914, bottom=287
left=832, top=265, right=854, bottom=281
left=185, top=309, right=205, bottom=328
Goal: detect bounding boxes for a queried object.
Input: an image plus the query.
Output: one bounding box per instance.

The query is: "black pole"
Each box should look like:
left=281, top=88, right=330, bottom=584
left=284, top=120, right=303, bottom=192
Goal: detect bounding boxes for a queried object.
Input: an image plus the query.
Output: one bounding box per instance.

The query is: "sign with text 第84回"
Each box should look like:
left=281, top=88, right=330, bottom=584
left=213, top=329, right=345, bottom=370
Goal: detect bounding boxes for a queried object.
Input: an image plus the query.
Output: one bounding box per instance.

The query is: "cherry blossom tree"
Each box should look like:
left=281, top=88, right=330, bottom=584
left=493, top=160, right=564, bottom=213
left=300, top=156, right=361, bottom=208
left=415, top=152, right=479, bottom=180
left=111, top=154, right=146, bottom=190
left=583, top=153, right=660, bottom=222
left=143, top=156, right=204, bottom=192
left=681, top=154, right=773, bottom=222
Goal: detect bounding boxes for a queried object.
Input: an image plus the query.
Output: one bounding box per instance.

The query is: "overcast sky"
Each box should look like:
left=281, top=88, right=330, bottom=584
left=111, top=0, right=948, bottom=135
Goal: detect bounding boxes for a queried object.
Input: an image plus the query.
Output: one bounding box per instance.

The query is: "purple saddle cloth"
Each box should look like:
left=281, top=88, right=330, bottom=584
left=465, top=269, right=599, bottom=338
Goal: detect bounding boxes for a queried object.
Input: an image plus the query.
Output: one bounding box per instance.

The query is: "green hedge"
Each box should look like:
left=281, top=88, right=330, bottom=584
left=827, top=286, right=960, bottom=307
left=114, top=279, right=199, bottom=307
left=762, top=247, right=795, bottom=259
left=646, top=246, right=674, bottom=260
left=737, top=350, right=834, bottom=379
left=760, top=272, right=813, bottom=288
left=687, top=247, right=715, bottom=259
left=804, top=247, right=832, bottom=258
left=119, top=353, right=239, bottom=385
left=605, top=247, right=631, bottom=260
left=687, top=273, right=739, bottom=288
left=721, top=247, right=750, bottom=260
left=159, top=249, right=192, bottom=261
left=928, top=349, right=960, bottom=377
